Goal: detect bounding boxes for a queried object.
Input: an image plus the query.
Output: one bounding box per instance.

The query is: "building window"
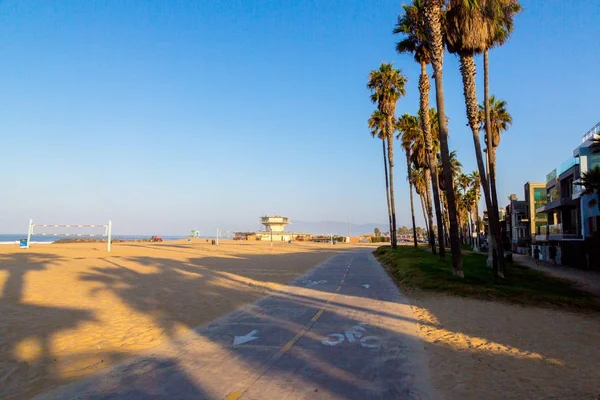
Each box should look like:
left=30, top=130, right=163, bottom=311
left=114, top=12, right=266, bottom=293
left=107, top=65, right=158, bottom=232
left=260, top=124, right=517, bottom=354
left=590, top=217, right=599, bottom=236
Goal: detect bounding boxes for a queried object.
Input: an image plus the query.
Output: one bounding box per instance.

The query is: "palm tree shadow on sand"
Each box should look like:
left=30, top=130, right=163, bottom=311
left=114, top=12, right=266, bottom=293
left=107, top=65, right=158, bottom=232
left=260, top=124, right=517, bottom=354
left=0, top=253, right=98, bottom=400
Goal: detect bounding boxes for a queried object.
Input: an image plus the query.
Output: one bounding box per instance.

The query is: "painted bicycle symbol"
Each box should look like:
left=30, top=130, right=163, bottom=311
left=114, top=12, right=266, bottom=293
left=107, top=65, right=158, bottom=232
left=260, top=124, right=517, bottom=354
left=302, top=279, right=327, bottom=287
left=321, top=323, right=380, bottom=349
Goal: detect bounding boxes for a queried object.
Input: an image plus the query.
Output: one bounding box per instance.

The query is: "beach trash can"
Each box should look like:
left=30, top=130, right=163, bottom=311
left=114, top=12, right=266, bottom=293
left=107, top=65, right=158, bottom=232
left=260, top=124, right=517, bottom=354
left=20, top=239, right=27, bottom=248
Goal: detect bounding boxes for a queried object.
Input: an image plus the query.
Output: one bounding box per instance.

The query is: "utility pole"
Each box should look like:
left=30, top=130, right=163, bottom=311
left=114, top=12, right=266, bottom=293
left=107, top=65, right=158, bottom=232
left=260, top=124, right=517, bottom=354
left=347, top=217, right=350, bottom=238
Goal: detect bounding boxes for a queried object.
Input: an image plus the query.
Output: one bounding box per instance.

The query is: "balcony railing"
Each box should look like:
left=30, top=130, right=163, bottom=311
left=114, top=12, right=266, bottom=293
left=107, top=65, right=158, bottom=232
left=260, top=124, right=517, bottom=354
left=582, top=121, right=600, bottom=143
left=536, top=223, right=581, bottom=240
left=546, top=169, right=557, bottom=183
left=558, top=157, right=579, bottom=176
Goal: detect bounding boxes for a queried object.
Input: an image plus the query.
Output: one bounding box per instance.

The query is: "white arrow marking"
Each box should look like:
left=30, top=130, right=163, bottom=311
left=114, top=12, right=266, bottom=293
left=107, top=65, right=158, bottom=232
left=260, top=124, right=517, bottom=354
left=362, top=284, right=370, bottom=289
left=233, top=329, right=259, bottom=345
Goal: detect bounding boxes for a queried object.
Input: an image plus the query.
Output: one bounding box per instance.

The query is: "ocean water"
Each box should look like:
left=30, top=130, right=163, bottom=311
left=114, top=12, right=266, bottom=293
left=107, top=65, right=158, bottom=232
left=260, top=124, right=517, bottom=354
left=0, top=234, right=189, bottom=245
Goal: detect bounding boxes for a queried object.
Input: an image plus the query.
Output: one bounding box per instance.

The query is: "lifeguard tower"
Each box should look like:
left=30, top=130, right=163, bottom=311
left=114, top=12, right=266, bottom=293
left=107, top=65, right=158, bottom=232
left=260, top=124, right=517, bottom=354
left=260, top=216, right=290, bottom=232
left=258, top=216, right=292, bottom=241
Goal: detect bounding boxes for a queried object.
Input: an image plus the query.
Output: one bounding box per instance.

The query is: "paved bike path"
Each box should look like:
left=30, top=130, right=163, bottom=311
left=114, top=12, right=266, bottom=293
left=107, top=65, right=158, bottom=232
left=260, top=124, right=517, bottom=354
left=35, top=250, right=438, bottom=400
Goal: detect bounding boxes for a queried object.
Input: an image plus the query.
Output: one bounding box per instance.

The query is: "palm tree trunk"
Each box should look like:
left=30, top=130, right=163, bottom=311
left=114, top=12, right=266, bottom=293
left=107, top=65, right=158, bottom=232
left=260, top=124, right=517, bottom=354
left=407, top=154, right=418, bottom=247
left=467, top=208, right=473, bottom=246
left=456, top=206, right=465, bottom=243
left=386, top=120, right=398, bottom=249
left=484, top=50, right=505, bottom=278
left=459, top=54, right=495, bottom=231
left=419, top=61, right=445, bottom=259
left=382, top=139, right=393, bottom=239
left=424, top=169, right=436, bottom=253
left=420, top=194, right=429, bottom=235
left=475, top=202, right=480, bottom=249
left=441, top=191, right=449, bottom=244
left=423, top=0, right=462, bottom=276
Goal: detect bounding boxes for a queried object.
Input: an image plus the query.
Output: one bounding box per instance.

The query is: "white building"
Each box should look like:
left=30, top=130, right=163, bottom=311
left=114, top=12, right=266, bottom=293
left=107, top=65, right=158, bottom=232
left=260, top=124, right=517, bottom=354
left=258, top=215, right=294, bottom=241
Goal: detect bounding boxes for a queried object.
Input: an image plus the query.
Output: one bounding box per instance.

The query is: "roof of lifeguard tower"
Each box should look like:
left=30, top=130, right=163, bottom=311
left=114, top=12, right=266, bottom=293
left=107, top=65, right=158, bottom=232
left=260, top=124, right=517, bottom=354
left=259, top=215, right=290, bottom=223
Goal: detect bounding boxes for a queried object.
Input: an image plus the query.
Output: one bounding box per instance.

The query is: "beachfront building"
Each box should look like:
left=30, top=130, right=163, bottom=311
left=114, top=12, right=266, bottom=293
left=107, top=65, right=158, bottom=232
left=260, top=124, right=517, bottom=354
left=523, top=182, right=546, bottom=252
left=482, top=208, right=506, bottom=238
left=503, top=194, right=527, bottom=253
left=535, top=157, right=581, bottom=265
left=534, top=122, right=600, bottom=269
left=573, top=122, right=600, bottom=268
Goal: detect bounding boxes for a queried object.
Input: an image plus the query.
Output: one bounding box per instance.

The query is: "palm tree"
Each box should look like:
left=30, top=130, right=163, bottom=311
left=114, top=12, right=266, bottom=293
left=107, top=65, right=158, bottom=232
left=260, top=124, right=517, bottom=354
left=456, top=173, right=471, bottom=195
left=368, top=63, right=408, bottom=249
left=395, top=0, right=445, bottom=258
left=422, top=0, right=463, bottom=276
left=438, top=150, right=463, bottom=245
left=578, top=166, right=600, bottom=211
left=479, top=95, right=513, bottom=154
left=444, top=0, right=504, bottom=277
left=464, top=189, right=477, bottom=245
left=455, top=173, right=472, bottom=243
left=456, top=173, right=472, bottom=242
left=396, top=114, right=428, bottom=248
left=479, top=94, right=512, bottom=264
left=438, top=150, right=463, bottom=182
left=482, top=0, right=522, bottom=273
left=470, top=170, right=482, bottom=246
left=397, top=114, right=419, bottom=248
left=411, top=166, right=430, bottom=234
left=368, top=110, right=394, bottom=240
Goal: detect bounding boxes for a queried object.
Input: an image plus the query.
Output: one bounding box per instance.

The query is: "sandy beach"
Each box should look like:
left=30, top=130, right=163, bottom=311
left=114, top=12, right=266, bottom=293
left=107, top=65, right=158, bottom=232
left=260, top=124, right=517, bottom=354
left=0, top=239, right=365, bottom=400
left=408, top=291, right=600, bottom=400
left=3, top=241, right=599, bottom=399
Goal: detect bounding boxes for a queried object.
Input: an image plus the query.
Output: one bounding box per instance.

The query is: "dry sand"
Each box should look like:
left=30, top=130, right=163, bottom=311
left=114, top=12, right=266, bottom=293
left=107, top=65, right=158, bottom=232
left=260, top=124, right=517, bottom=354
left=408, top=291, right=600, bottom=400
left=0, top=239, right=367, bottom=400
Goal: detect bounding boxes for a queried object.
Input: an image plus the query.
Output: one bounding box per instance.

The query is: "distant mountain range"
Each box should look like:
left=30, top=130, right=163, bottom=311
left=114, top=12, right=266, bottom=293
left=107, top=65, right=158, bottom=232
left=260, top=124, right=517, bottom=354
left=289, top=220, right=389, bottom=236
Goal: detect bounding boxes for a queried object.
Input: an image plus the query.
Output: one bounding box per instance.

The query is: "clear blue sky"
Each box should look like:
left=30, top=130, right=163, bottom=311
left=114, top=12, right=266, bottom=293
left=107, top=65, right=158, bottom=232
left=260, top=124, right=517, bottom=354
left=1, top=0, right=599, bottom=235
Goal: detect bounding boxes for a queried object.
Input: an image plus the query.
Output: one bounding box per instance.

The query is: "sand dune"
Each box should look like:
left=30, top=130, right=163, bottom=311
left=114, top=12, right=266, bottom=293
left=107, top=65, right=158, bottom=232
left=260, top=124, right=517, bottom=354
left=0, top=239, right=365, bottom=400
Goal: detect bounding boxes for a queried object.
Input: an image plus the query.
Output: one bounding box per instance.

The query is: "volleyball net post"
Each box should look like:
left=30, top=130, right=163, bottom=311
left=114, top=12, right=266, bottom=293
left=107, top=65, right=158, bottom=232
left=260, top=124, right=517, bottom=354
left=26, top=220, right=113, bottom=252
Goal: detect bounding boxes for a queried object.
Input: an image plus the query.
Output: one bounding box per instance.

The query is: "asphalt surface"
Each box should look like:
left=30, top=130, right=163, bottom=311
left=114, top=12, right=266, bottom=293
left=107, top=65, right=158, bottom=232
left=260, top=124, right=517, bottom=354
left=35, top=249, right=439, bottom=400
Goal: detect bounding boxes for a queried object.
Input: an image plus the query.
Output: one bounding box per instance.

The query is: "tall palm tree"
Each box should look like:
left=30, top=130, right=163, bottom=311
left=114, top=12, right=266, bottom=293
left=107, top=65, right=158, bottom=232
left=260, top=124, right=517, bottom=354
left=367, top=63, right=408, bottom=249
left=470, top=170, right=482, bottom=246
left=479, top=94, right=512, bottom=261
left=578, top=166, right=600, bottom=211
left=397, top=114, right=419, bottom=248
left=438, top=150, right=463, bottom=183
left=398, top=113, right=433, bottom=250
left=482, top=0, right=522, bottom=273
left=368, top=110, right=394, bottom=240
left=411, top=167, right=430, bottom=234
left=456, top=173, right=471, bottom=195
left=422, top=0, right=463, bottom=276
left=444, top=0, right=504, bottom=277
left=479, top=95, right=513, bottom=155
left=456, top=172, right=472, bottom=242
left=438, top=150, right=463, bottom=245
left=464, top=189, right=476, bottom=245
left=395, top=0, right=445, bottom=258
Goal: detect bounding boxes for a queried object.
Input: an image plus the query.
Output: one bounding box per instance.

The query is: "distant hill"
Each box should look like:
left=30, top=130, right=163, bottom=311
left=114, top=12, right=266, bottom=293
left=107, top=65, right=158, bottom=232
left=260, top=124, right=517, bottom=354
left=289, top=220, right=389, bottom=236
